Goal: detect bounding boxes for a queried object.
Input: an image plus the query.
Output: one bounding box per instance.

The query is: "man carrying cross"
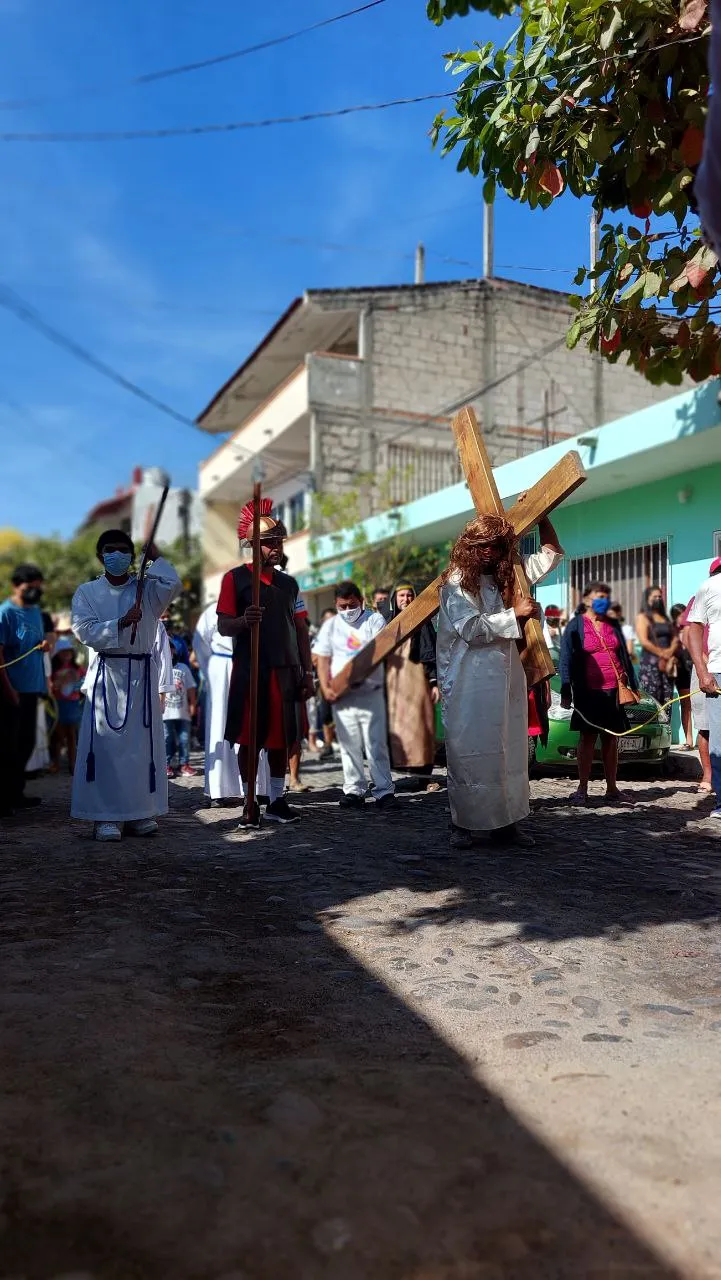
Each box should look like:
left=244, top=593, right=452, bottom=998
left=438, top=512, right=563, bottom=849
left=329, top=405, right=585, bottom=847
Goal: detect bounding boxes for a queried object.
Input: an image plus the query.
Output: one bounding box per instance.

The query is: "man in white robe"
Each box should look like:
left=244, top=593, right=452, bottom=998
left=71, top=528, right=181, bottom=841
left=193, top=600, right=270, bottom=807
left=437, top=513, right=563, bottom=849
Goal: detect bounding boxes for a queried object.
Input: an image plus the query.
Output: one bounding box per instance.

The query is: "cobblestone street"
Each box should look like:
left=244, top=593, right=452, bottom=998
left=1, top=754, right=721, bottom=1279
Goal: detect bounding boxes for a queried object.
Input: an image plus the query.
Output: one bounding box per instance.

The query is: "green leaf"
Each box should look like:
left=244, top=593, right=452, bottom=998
left=599, top=6, right=622, bottom=50
left=483, top=174, right=496, bottom=203
left=643, top=270, right=662, bottom=299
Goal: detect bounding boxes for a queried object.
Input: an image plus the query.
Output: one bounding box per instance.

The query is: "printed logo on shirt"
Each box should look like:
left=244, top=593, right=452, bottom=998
left=346, top=632, right=362, bottom=651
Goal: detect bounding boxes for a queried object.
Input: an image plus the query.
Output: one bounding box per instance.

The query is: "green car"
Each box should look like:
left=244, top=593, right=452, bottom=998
left=532, top=673, right=672, bottom=771
left=434, top=676, right=672, bottom=772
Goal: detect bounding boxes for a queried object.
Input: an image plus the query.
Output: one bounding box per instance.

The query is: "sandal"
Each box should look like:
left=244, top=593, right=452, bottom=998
left=605, top=790, right=634, bottom=806
left=568, top=789, right=589, bottom=806
left=697, top=782, right=714, bottom=794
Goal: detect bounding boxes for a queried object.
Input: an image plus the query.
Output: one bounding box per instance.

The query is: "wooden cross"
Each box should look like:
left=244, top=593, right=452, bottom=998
left=332, top=405, right=586, bottom=696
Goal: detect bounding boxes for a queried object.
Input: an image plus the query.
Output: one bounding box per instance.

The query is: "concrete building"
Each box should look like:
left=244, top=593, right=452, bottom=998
left=79, top=467, right=202, bottom=548
left=197, top=277, right=688, bottom=606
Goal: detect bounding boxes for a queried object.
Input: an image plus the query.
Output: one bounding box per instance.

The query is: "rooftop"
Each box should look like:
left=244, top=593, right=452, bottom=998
left=195, top=276, right=574, bottom=436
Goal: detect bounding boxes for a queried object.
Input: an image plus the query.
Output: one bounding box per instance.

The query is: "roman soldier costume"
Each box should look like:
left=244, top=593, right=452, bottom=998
left=217, top=498, right=307, bottom=752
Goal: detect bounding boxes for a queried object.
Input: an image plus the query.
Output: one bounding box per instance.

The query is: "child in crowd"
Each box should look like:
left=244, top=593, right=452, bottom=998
left=312, top=580, right=396, bottom=811
left=50, top=645, right=86, bottom=775
left=162, top=640, right=197, bottom=778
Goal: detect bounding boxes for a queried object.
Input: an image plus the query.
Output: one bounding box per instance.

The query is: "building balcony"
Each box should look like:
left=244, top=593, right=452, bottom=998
left=199, top=352, right=363, bottom=505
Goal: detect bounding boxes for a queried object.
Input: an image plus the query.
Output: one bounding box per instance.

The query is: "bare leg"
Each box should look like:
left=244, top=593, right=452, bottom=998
left=680, top=694, right=694, bottom=748
left=698, top=730, right=712, bottom=790
left=573, top=731, right=596, bottom=801
left=289, top=747, right=301, bottom=785
left=601, top=734, right=622, bottom=796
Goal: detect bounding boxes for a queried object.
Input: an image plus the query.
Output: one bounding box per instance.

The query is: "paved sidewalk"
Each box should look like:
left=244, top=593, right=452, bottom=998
left=1, top=756, right=720, bottom=1278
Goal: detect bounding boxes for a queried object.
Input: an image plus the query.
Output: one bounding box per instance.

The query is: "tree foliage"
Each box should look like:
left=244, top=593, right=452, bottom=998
left=430, top=0, right=718, bottom=384
left=0, top=528, right=202, bottom=622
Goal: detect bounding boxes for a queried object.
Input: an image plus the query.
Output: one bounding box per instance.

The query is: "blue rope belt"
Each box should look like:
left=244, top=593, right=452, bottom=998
left=85, top=652, right=156, bottom=793
left=210, top=650, right=233, bottom=658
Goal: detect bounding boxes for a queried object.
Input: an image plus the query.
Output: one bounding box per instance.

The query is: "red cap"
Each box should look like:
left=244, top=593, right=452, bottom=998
left=544, top=605, right=562, bottom=619
left=710, top=556, right=721, bottom=576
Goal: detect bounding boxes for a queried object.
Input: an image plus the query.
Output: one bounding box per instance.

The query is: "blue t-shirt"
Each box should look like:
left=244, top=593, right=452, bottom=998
left=0, top=599, right=47, bottom=693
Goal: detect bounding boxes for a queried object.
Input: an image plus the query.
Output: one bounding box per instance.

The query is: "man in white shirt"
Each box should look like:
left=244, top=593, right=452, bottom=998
left=312, top=580, right=396, bottom=810
left=687, top=556, right=721, bottom=819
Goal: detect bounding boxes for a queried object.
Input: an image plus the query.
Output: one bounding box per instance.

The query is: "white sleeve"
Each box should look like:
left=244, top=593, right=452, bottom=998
left=71, top=584, right=119, bottom=652
left=441, top=584, right=520, bottom=646
left=156, top=625, right=174, bottom=692
left=192, top=611, right=213, bottom=676
left=143, top=557, right=182, bottom=620
left=688, top=585, right=709, bottom=625
left=368, top=613, right=387, bottom=637
left=523, top=545, right=564, bottom=586
left=312, top=618, right=334, bottom=657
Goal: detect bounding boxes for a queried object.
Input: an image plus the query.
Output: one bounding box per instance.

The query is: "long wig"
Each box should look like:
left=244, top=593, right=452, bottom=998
left=444, top=513, right=517, bottom=603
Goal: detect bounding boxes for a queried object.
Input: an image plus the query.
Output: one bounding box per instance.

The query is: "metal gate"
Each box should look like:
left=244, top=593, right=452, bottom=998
left=568, top=539, right=669, bottom=621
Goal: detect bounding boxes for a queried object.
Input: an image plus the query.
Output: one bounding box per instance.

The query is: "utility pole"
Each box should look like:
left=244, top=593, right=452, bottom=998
left=414, top=242, right=425, bottom=285
left=483, top=201, right=495, bottom=278
left=178, top=488, right=192, bottom=629
left=590, top=210, right=604, bottom=426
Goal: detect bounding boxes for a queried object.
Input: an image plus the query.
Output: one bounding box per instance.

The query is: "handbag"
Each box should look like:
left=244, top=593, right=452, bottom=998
left=659, top=654, right=678, bottom=680
left=592, top=619, right=641, bottom=706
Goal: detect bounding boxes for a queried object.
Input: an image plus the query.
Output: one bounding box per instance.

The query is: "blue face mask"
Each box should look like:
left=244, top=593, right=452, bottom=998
left=591, top=596, right=610, bottom=616
left=103, top=550, right=132, bottom=577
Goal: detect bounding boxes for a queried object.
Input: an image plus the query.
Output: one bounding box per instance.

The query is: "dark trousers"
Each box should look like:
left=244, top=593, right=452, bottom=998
left=0, top=691, right=38, bottom=810
left=164, top=718, right=191, bottom=767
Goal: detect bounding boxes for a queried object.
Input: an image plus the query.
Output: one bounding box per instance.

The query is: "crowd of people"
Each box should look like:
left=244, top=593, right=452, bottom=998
left=1, top=496, right=719, bottom=846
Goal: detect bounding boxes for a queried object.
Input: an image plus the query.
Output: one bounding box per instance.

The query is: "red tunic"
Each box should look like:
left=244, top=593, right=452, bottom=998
left=217, top=567, right=307, bottom=750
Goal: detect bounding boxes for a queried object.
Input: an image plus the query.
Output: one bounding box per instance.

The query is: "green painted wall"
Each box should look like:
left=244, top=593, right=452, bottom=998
left=535, top=460, right=721, bottom=616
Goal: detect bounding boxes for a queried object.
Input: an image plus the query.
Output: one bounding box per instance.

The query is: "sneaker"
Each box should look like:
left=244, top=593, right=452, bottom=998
left=318, top=745, right=334, bottom=761
left=166, top=766, right=176, bottom=779
left=237, top=808, right=262, bottom=830
left=94, top=822, right=122, bottom=842
left=264, top=797, right=301, bottom=825
left=179, top=764, right=196, bottom=778
left=126, top=818, right=159, bottom=837
left=375, top=793, right=398, bottom=812
left=339, top=793, right=365, bottom=809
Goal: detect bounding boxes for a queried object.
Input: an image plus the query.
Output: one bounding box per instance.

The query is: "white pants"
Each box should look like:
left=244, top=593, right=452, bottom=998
left=333, top=687, right=394, bottom=799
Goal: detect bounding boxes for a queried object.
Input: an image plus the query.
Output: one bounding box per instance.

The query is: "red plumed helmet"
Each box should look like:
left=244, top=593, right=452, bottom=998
left=237, top=496, right=281, bottom=540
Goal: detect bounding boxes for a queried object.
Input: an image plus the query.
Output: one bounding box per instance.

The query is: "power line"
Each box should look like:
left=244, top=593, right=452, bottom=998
left=0, top=284, right=196, bottom=427
left=0, top=284, right=292, bottom=465
left=0, top=1, right=387, bottom=111
left=377, top=336, right=568, bottom=454
left=0, top=91, right=455, bottom=143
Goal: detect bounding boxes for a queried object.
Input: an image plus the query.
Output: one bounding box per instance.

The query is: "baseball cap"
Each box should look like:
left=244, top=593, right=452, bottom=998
left=710, top=557, right=721, bottom=576
left=544, top=605, right=562, bottom=619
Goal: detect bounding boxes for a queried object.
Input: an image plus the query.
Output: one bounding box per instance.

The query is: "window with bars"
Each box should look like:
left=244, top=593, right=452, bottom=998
left=568, top=540, right=668, bottom=621
left=386, top=443, right=463, bottom=505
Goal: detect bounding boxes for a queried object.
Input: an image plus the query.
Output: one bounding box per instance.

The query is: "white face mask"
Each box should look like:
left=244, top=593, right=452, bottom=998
left=338, top=605, right=363, bottom=624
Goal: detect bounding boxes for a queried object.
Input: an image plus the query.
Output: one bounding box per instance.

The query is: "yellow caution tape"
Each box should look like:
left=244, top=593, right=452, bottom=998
left=571, top=689, right=702, bottom=738
left=0, top=643, right=43, bottom=670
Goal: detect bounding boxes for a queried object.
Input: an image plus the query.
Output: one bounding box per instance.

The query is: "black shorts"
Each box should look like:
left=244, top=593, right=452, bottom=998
left=571, top=688, right=628, bottom=736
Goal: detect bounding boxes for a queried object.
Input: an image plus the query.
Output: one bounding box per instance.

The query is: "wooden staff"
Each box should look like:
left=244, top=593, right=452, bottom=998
left=131, top=484, right=170, bottom=646
left=243, top=481, right=263, bottom=826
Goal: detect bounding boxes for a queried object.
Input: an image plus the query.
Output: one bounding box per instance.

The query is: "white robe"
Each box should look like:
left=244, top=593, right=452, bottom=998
left=70, top=558, right=181, bottom=822
left=438, top=546, right=563, bottom=832
left=192, top=603, right=270, bottom=801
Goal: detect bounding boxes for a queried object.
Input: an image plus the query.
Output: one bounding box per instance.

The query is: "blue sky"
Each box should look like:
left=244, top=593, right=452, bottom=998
left=0, top=0, right=590, bottom=538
